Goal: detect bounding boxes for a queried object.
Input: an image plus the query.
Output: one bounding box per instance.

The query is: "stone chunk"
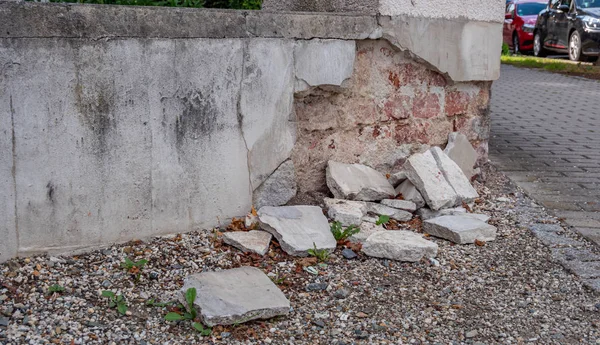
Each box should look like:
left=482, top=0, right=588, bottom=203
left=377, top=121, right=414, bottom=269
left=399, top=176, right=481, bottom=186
left=182, top=267, right=290, bottom=327
left=430, top=147, right=479, bottom=204
left=403, top=151, right=457, bottom=210
left=424, top=215, right=497, bottom=244
left=388, top=171, right=408, bottom=187
left=444, top=132, right=478, bottom=179
left=361, top=231, right=438, bottom=262
left=349, top=222, right=385, bottom=243
left=324, top=198, right=367, bottom=226
left=223, top=230, right=273, bottom=256
left=326, top=161, right=395, bottom=201
left=258, top=206, right=337, bottom=256
left=294, top=40, right=356, bottom=92
left=366, top=203, right=412, bottom=222
left=395, top=180, right=425, bottom=209
left=417, top=207, right=467, bottom=220
left=252, top=160, right=297, bottom=210
left=380, top=199, right=417, bottom=212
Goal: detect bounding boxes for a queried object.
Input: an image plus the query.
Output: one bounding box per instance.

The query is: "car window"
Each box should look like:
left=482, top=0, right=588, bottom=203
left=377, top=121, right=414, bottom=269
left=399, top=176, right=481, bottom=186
left=517, top=2, right=547, bottom=15
left=507, top=3, right=516, bottom=13
left=550, top=0, right=561, bottom=8
left=577, top=0, right=600, bottom=8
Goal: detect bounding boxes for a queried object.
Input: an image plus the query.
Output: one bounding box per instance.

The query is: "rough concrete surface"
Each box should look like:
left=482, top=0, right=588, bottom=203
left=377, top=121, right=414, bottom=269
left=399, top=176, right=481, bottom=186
left=222, top=230, right=273, bottom=255
left=395, top=180, right=425, bottom=209
left=444, top=132, right=479, bottom=179
left=242, top=39, right=296, bottom=190
left=326, top=161, right=395, bottom=201
left=182, top=267, right=290, bottom=326
left=379, top=0, right=505, bottom=23
left=253, top=160, right=297, bottom=210
left=430, top=146, right=479, bottom=204
left=294, top=39, right=356, bottom=92
left=349, top=221, right=385, bottom=243
left=361, top=230, right=438, bottom=262
left=404, top=150, right=457, bottom=210
left=380, top=199, right=417, bottom=212
left=262, top=0, right=378, bottom=13
left=424, top=215, right=497, bottom=244
left=324, top=198, right=367, bottom=226
left=257, top=206, right=336, bottom=256
left=366, top=202, right=413, bottom=222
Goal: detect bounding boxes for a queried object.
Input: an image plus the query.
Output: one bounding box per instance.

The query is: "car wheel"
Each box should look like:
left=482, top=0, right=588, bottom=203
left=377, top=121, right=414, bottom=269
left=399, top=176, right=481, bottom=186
left=533, top=32, right=548, bottom=57
left=569, top=30, right=585, bottom=62
left=513, top=34, right=520, bottom=54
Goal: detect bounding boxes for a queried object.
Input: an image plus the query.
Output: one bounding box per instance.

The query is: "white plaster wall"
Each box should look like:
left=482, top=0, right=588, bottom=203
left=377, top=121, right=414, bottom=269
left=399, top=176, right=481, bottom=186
left=379, top=0, right=505, bottom=23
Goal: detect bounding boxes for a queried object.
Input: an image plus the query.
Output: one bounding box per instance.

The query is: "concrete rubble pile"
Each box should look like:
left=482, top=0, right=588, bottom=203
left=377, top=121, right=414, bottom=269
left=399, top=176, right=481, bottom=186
left=183, top=133, right=496, bottom=326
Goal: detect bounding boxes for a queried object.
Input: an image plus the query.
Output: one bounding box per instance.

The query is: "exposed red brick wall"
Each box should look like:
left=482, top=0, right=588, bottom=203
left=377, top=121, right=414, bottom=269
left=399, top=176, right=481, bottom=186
left=291, top=40, right=492, bottom=195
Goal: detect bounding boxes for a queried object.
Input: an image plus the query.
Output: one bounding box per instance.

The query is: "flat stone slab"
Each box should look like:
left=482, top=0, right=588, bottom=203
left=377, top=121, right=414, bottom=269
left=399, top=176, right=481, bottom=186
left=326, top=161, right=395, bottom=201
left=380, top=199, right=417, bottom=212
left=395, top=179, right=425, bottom=209
left=182, top=267, right=290, bottom=326
left=388, top=171, right=408, bottom=187
left=366, top=203, right=413, bottom=222
left=424, top=215, right=497, bottom=244
left=258, top=206, right=337, bottom=256
left=324, top=198, right=367, bottom=226
left=361, top=230, right=438, bottom=262
left=444, top=132, right=478, bottom=179
left=430, top=147, right=479, bottom=204
left=349, top=222, right=385, bottom=243
left=222, top=230, right=272, bottom=256
left=252, top=160, right=297, bottom=210
left=404, top=150, right=457, bottom=210
left=417, top=207, right=467, bottom=220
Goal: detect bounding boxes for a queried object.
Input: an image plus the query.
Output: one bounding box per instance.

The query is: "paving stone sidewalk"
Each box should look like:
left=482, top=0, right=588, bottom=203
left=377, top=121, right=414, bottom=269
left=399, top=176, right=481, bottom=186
left=490, top=65, right=600, bottom=248
left=490, top=65, right=600, bottom=291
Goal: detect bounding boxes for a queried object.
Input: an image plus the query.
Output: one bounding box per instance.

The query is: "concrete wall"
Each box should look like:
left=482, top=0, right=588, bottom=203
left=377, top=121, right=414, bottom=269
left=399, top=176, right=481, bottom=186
left=0, top=1, right=500, bottom=262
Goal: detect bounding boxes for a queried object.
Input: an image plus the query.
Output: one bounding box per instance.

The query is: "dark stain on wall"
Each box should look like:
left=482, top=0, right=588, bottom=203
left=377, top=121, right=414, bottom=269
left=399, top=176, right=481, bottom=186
left=172, top=90, right=221, bottom=150
left=46, top=182, right=55, bottom=203
left=75, top=83, right=116, bottom=156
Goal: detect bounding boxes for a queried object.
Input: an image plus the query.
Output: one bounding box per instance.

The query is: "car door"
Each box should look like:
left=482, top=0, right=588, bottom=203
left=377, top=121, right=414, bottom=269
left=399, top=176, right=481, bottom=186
left=546, top=0, right=562, bottom=45
left=554, top=0, right=573, bottom=48
left=504, top=3, right=516, bottom=45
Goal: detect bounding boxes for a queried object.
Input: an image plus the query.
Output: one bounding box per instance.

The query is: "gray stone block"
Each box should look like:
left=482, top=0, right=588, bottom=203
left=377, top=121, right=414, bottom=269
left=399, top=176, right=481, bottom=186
left=404, top=150, right=458, bottom=211
left=444, top=132, right=478, bottom=179
left=326, top=161, right=395, bottom=201
left=430, top=147, right=479, bottom=204
left=380, top=199, right=417, bottom=212
left=395, top=180, right=425, bottom=209
left=324, top=198, right=367, bottom=226
left=417, top=207, right=467, bottom=220
left=258, top=205, right=337, bottom=256
left=222, top=230, right=273, bottom=256
left=294, top=39, right=356, bottom=92
left=366, top=203, right=413, bottom=222
left=424, top=215, right=497, bottom=244
left=349, top=222, right=385, bottom=243
left=182, top=267, right=290, bottom=326
left=253, top=160, right=297, bottom=210
left=361, top=230, right=438, bottom=262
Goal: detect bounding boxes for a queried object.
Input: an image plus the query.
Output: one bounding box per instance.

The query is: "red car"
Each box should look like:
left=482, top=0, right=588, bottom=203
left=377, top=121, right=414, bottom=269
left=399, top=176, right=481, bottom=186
left=503, top=0, right=547, bottom=53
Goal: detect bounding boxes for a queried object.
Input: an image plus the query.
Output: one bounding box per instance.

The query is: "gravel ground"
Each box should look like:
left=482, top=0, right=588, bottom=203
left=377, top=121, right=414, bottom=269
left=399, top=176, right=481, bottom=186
left=2, top=165, right=600, bottom=345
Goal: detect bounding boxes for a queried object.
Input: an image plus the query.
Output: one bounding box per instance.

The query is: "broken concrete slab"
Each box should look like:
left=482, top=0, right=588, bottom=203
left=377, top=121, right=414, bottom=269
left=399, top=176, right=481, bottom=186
left=366, top=203, right=413, bottom=222
left=395, top=179, right=425, bottom=209
left=429, top=147, right=479, bottom=204
left=444, top=132, right=478, bottom=179
left=403, top=150, right=458, bottom=210
left=424, top=215, right=497, bottom=244
left=361, top=215, right=379, bottom=224
left=380, top=199, right=417, bottom=212
left=257, top=205, right=337, bottom=256
left=388, top=171, right=408, bottom=187
left=222, top=230, right=273, bottom=256
left=361, top=230, right=438, bottom=262
left=294, top=39, right=356, bottom=92
left=182, top=267, right=290, bottom=327
left=326, top=161, right=395, bottom=201
left=253, top=160, right=297, bottom=210
left=324, top=198, right=367, bottom=226
left=417, top=207, right=467, bottom=220
left=349, top=222, right=385, bottom=243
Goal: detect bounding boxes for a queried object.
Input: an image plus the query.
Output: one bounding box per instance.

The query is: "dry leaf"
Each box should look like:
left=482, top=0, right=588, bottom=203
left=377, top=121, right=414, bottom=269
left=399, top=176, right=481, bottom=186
left=474, top=239, right=486, bottom=247
left=462, top=201, right=472, bottom=213
left=297, top=257, right=318, bottom=267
